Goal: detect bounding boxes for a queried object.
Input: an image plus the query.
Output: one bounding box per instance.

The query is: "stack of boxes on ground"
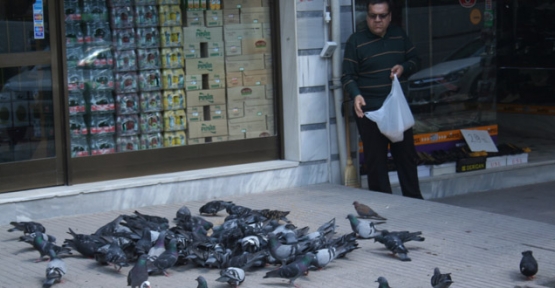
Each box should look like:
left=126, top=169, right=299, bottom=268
left=64, top=0, right=273, bottom=157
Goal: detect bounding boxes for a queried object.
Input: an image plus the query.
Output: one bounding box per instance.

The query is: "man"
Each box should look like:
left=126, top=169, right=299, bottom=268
left=341, top=0, right=423, bottom=199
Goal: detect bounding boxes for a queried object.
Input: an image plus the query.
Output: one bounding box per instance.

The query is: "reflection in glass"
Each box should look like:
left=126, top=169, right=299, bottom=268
left=0, top=0, right=50, bottom=54
left=0, top=66, right=56, bottom=163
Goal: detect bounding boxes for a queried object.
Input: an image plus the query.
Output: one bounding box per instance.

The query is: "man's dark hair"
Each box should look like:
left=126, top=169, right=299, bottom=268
left=367, top=0, right=393, bottom=12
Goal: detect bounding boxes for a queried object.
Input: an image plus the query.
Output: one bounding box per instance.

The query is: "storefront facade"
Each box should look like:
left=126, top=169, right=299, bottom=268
left=1, top=0, right=553, bottom=216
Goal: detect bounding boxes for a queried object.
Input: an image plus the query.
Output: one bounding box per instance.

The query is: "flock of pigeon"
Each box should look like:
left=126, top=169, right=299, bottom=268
left=7, top=198, right=539, bottom=287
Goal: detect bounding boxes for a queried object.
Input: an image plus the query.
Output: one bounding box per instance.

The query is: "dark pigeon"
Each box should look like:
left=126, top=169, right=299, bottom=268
left=263, top=253, right=315, bottom=288
left=63, top=227, right=107, bottom=258
left=174, top=205, right=191, bottom=221
left=374, top=230, right=411, bottom=261
left=353, top=201, right=387, bottom=220
left=128, top=254, right=149, bottom=288
left=199, top=200, right=234, bottom=216
left=196, top=275, right=208, bottom=288
left=149, top=238, right=178, bottom=276
left=520, top=250, right=538, bottom=280
left=32, top=232, right=72, bottom=262
left=8, top=221, right=46, bottom=235
left=134, top=227, right=152, bottom=256
left=376, top=276, right=391, bottom=288
left=95, top=238, right=129, bottom=271
left=267, top=233, right=311, bottom=266
left=431, top=267, right=454, bottom=288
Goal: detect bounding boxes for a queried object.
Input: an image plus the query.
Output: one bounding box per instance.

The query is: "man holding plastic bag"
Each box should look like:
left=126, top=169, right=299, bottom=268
left=341, top=0, right=423, bottom=199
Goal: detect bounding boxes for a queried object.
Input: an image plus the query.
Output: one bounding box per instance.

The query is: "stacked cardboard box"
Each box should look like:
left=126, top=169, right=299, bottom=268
left=222, top=2, right=274, bottom=139
left=183, top=6, right=228, bottom=143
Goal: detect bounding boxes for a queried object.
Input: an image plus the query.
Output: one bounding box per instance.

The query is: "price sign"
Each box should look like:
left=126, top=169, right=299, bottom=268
left=460, top=129, right=498, bottom=152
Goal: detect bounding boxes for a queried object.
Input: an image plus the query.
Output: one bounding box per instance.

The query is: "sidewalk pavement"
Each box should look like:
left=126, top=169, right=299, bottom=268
left=1, top=183, right=554, bottom=288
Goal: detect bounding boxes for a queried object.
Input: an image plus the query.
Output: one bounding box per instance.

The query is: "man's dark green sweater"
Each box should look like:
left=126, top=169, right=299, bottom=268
left=341, top=25, right=421, bottom=111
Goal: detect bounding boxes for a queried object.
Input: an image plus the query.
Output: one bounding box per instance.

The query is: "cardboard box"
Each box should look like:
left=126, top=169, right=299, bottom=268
left=185, top=57, right=225, bottom=74
left=183, top=42, right=201, bottom=59
left=228, top=117, right=266, bottom=135
left=208, top=136, right=228, bottom=142
left=241, top=37, right=271, bottom=54
left=189, top=119, right=228, bottom=138
left=456, top=157, right=486, bottom=173
left=183, top=26, right=223, bottom=42
left=223, top=23, right=263, bottom=40
left=205, top=10, right=223, bottom=27
left=246, top=130, right=273, bottom=138
left=225, top=41, right=242, bottom=56
left=242, top=69, right=272, bottom=86
left=186, top=89, right=226, bottom=106
left=222, top=0, right=261, bottom=8
left=225, top=54, right=265, bottom=71
left=226, top=71, right=243, bottom=87
left=185, top=74, right=203, bottom=91
left=227, top=103, right=244, bottom=119
left=205, top=73, right=226, bottom=89
left=264, top=53, right=272, bottom=68
left=223, top=9, right=241, bottom=25
left=209, top=104, right=227, bottom=120
left=244, top=103, right=273, bottom=117
left=186, top=106, right=205, bottom=122
left=185, top=11, right=205, bottom=26
left=265, top=83, right=274, bottom=99
left=187, top=137, right=206, bottom=145
left=262, top=22, right=271, bottom=38
left=205, top=41, right=225, bottom=57
left=507, top=153, right=528, bottom=165
left=486, top=156, right=507, bottom=169
left=228, top=134, right=245, bottom=140
left=431, top=162, right=456, bottom=176
left=240, top=7, right=270, bottom=23
left=227, top=85, right=266, bottom=102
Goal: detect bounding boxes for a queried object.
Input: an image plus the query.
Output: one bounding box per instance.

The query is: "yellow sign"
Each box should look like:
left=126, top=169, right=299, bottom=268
left=470, top=8, right=482, bottom=25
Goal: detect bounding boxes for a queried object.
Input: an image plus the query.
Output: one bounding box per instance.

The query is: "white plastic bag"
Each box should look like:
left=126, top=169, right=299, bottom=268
left=364, top=74, right=414, bottom=143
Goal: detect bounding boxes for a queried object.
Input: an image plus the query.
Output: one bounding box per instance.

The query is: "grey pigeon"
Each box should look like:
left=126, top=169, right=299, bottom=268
left=216, top=267, right=245, bottom=287
left=374, top=230, right=411, bottom=261
left=196, top=275, right=208, bottom=288
left=174, top=205, right=191, bottom=221
left=200, top=200, right=234, bottom=215
left=8, top=221, right=46, bottom=235
left=520, top=250, right=538, bottom=280
left=149, top=238, right=178, bottom=276
left=431, top=267, right=453, bottom=288
left=135, top=227, right=152, bottom=256
left=376, top=276, right=391, bottom=288
left=139, top=281, right=151, bottom=288
left=94, top=215, right=134, bottom=237
left=267, top=232, right=311, bottom=266
left=42, top=249, right=66, bottom=288
left=311, top=246, right=337, bottom=270
left=147, top=230, right=167, bottom=260
left=263, top=253, right=315, bottom=288
left=353, top=201, right=387, bottom=220
left=128, top=254, right=149, bottom=288
left=346, top=214, right=382, bottom=239
left=32, top=232, right=72, bottom=262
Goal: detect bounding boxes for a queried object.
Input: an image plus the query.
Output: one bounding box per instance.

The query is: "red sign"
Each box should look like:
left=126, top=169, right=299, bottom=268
left=459, top=0, right=477, bottom=8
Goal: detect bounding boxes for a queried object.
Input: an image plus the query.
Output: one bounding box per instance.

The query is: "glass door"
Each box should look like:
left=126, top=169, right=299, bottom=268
left=0, top=0, right=65, bottom=193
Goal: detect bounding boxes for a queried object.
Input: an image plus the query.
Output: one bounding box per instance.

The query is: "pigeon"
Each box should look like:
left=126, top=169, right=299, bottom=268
left=63, top=228, right=107, bottom=258
left=256, top=209, right=291, bottom=222
left=353, top=201, right=387, bottom=220
left=134, top=227, right=152, bottom=256
left=128, top=254, right=149, bottom=288
left=346, top=214, right=382, bottom=239
left=263, top=253, right=315, bottom=288
left=196, top=275, right=208, bottom=288
left=148, top=230, right=167, bottom=260
left=95, top=238, right=129, bottom=271
left=267, top=232, right=311, bottom=266
left=139, top=281, right=151, bottom=288
left=32, top=232, right=72, bottom=262
left=42, top=249, right=66, bottom=288
left=520, top=250, right=538, bottom=280
left=379, top=229, right=425, bottom=243
left=311, top=246, right=337, bottom=270
left=374, top=230, right=411, bottom=261
left=199, top=200, right=234, bottom=216
left=431, top=267, right=453, bottom=288
left=149, top=238, right=178, bottom=276
left=376, top=276, right=391, bottom=288
left=174, top=205, right=191, bottom=221
left=8, top=221, right=46, bottom=235
left=216, top=267, right=245, bottom=287
left=133, top=210, right=169, bottom=229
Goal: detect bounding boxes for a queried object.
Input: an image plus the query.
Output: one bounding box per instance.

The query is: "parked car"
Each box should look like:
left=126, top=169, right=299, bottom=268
left=408, top=38, right=485, bottom=105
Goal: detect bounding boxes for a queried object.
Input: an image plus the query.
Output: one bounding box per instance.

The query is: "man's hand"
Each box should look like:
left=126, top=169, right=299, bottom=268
left=354, top=95, right=366, bottom=118
left=391, top=65, right=404, bottom=79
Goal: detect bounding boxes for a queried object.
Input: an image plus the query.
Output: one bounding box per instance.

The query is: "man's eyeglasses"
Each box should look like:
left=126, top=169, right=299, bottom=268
left=367, top=12, right=390, bottom=20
